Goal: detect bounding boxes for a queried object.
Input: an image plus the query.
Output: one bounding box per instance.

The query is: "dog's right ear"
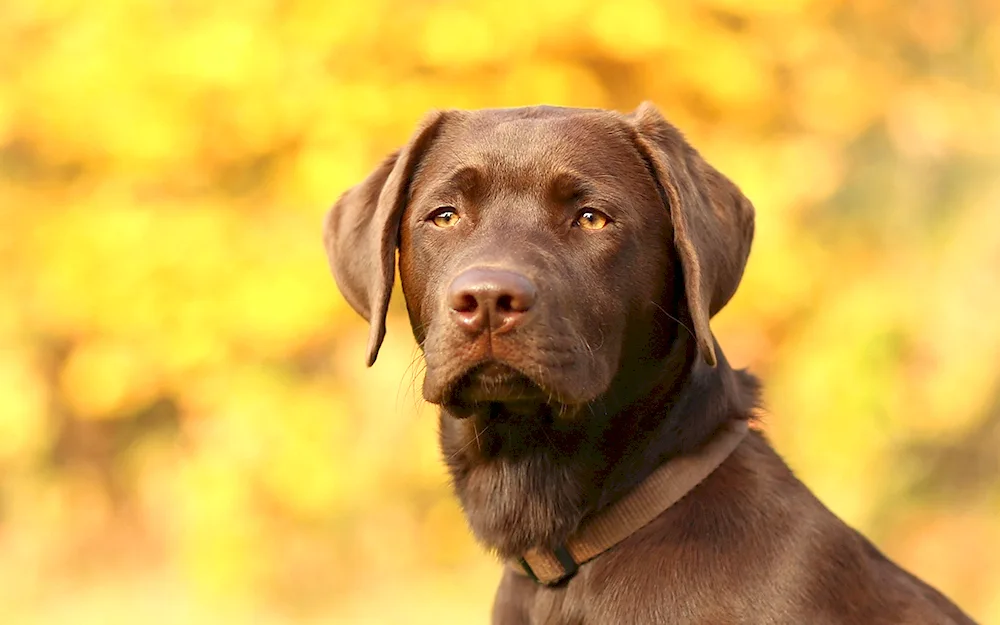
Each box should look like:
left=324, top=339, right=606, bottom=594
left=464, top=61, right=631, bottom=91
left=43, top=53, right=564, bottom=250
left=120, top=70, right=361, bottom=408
left=323, top=111, right=448, bottom=367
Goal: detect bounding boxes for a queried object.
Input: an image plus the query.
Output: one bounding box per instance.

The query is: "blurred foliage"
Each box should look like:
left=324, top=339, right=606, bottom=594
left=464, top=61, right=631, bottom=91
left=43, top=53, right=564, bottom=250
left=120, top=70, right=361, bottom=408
left=1, top=0, right=999, bottom=623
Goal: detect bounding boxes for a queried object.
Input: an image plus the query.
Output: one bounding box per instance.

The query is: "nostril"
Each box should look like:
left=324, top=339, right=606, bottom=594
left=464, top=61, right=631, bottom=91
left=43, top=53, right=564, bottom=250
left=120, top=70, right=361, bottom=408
left=452, top=292, right=479, bottom=314
left=494, top=290, right=533, bottom=314
left=495, top=294, right=514, bottom=313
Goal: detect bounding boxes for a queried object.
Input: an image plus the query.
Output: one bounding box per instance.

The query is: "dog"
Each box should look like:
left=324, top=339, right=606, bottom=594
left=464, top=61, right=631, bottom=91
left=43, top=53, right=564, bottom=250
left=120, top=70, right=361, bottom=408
left=324, top=103, right=976, bottom=624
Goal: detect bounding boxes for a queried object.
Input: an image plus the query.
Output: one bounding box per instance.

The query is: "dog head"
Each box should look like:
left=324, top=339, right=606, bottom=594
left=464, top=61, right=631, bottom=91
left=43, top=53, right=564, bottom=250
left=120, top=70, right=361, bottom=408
left=324, top=103, right=754, bottom=422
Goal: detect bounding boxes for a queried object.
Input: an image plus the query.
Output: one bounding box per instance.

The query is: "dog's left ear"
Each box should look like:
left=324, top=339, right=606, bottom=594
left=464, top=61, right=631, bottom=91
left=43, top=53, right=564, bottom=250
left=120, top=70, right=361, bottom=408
left=627, top=102, right=755, bottom=367
left=323, top=111, right=448, bottom=366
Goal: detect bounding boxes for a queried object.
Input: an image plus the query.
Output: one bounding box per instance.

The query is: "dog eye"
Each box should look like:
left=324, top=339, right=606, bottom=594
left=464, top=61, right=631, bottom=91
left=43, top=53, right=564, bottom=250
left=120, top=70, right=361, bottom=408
left=573, top=209, right=611, bottom=230
left=428, top=207, right=460, bottom=229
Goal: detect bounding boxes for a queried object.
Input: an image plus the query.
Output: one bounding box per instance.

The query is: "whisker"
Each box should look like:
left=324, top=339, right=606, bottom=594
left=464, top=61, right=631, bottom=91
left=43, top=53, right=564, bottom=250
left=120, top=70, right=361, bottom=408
left=398, top=347, right=419, bottom=402
left=447, top=423, right=492, bottom=461
left=651, top=300, right=695, bottom=340
left=398, top=342, right=428, bottom=414
left=594, top=325, right=605, bottom=351
left=539, top=424, right=558, bottom=454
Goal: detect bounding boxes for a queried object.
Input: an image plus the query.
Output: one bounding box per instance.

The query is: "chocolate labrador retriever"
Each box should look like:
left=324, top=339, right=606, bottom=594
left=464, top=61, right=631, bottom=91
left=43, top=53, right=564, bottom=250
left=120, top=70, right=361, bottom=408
left=324, top=103, right=976, bottom=624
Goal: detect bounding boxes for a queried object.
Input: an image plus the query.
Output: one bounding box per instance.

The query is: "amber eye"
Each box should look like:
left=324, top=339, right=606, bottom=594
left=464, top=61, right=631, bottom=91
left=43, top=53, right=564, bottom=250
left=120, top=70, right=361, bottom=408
left=429, top=207, right=460, bottom=229
left=573, top=209, right=610, bottom=230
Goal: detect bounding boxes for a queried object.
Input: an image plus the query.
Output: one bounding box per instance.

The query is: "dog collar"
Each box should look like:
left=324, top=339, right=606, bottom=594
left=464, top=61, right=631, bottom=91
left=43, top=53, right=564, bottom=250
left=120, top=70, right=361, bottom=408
left=508, top=419, right=750, bottom=586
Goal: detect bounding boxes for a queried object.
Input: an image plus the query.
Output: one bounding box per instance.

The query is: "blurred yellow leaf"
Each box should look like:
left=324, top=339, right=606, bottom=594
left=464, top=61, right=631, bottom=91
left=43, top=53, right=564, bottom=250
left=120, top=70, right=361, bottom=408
left=0, top=0, right=998, bottom=622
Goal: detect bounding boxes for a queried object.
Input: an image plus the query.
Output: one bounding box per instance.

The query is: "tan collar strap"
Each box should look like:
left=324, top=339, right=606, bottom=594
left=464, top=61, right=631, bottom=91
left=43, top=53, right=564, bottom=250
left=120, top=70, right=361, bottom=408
left=509, top=419, right=750, bottom=586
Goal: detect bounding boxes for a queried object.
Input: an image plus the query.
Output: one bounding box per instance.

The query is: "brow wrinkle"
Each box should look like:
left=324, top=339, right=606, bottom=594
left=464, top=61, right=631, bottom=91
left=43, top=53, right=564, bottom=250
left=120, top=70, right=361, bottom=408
left=548, top=170, right=596, bottom=204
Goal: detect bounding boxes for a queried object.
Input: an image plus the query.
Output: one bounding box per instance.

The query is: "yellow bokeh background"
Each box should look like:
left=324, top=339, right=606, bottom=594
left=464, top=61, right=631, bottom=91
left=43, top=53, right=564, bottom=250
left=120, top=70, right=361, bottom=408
left=2, top=1, right=999, bottom=623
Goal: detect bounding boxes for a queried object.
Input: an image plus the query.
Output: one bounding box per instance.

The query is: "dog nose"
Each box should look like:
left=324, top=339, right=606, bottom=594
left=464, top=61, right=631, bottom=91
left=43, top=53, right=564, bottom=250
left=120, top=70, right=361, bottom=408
left=448, top=268, right=537, bottom=334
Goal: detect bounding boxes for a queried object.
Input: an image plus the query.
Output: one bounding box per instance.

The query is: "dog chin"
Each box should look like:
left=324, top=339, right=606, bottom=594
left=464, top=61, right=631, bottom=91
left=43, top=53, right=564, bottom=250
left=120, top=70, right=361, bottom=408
left=426, top=361, right=554, bottom=416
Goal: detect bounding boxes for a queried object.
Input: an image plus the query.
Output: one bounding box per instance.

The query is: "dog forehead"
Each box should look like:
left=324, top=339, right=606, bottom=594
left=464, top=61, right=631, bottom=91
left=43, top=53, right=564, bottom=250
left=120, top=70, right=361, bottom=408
left=420, top=107, right=639, bottom=181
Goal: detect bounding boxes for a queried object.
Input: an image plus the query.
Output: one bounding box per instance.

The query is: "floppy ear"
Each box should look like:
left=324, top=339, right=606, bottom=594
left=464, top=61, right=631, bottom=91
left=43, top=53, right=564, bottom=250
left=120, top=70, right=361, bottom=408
left=627, top=102, right=755, bottom=367
left=323, top=111, right=448, bottom=366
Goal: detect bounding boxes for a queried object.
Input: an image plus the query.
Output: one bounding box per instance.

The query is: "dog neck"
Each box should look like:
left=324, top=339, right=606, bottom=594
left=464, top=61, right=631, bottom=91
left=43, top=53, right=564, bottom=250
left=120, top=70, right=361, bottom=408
left=510, top=418, right=750, bottom=585
left=437, top=334, right=760, bottom=560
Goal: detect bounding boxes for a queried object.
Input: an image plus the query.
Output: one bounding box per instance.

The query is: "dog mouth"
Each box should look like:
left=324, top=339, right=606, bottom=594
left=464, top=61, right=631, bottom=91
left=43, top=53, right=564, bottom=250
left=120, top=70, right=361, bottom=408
left=442, top=361, right=552, bottom=417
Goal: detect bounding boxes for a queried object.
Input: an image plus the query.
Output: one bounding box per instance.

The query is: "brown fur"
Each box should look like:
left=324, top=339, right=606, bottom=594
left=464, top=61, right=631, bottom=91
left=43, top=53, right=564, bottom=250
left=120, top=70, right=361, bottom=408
left=324, top=104, right=976, bottom=624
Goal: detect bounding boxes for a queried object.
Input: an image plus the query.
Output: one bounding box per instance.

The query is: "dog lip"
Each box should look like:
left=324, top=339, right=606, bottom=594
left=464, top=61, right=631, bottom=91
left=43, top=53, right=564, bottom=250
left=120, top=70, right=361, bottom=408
left=444, top=361, right=548, bottom=405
